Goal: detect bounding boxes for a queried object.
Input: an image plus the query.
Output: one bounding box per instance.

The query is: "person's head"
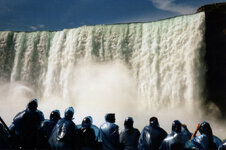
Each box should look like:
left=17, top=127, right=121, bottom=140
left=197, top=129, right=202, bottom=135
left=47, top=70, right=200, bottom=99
left=105, top=113, right=115, bottom=123
left=172, top=120, right=182, bottom=133
left=64, top=107, right=74, bottom=120
left=199, top=121, right=213, bottom=137
left=149, top=117, right=159, bottom=127
left=50, top=109, right=61, bottom=122
left=27, top=99, right=38, bottom=111
left=87, top=116, right=93, bottom=125
left=82, top=117, right=91, bottom=128
left=124, top=117, right=134, bottom=129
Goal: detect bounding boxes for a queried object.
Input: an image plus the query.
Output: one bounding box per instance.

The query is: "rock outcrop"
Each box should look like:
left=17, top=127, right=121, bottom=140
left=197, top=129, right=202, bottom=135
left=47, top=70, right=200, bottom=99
left=198, top=3, right=226, bottom=116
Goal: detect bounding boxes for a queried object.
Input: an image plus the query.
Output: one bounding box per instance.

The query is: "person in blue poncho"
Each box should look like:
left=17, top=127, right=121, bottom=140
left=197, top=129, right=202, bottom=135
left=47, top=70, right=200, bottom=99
left=48, top=107, right=77, bottom=150
left=192, top=121, right=218, bottom=150
left=159, top=120, right=191, bottom=150
left=37, top=109, right=61, bottom=149
left=10, top=99, right=44, bottom=149
left=120, top=117, right=140, bottom=150
left=218, top=141, right=226, bottom=150
left=138, top=117, right=167, bottom=150
left=99, top=113, right=120, bottom=150
left=77, top=116, right=97, bottom=150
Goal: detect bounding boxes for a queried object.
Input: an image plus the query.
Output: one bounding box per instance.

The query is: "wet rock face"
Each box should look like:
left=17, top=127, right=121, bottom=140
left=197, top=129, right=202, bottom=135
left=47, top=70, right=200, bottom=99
left=198, top=3, right=226, bottom=116
left=197, top=3, right=226, bottom=14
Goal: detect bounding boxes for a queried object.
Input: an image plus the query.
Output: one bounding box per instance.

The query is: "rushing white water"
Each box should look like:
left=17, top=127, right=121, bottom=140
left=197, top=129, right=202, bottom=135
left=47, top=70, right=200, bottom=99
left=0, top=12, right=205, bottom=107
left=3, top=12, right=225, bottom=137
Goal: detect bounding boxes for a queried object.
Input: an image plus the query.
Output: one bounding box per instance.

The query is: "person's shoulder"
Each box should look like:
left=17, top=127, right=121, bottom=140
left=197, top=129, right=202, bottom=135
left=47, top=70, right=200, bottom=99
left=77, top=127, right=83, bottom=133
left=100, top=122, right=118, bottom=131
left=163, top=133, right=173, bottom=142
left=88, top=127, right=96, bottom=134
left=134, top=128, right=140, bottom=134
left=194, top=134, right=209, bottom=143
left=120, top=129, right=126, bottom=134
left=100, top=122, right=109, bottom=129
left=13, top=110, right=26, bottom=121
left=139, top=125, right=148, bottom=134
left=113, top=123, right=119, bottom=127
left=111, top=123, right=119, bottom=130
left=65, top=119, right=75, bottom=125
left=58, top=119, right=75, bottom=129
left=42, top=119, right=50, bottom=124
left=36, top=109, right=45, bottom=120
left=56, top=118, right=65, bottom=125
left=158, top=126, right=167, bottom=134
left=91, top=124, right=99, bottom=131
left=143, top=125, right=151, bottom=131
left=42, top=119, right=55, bottom=126
left=37, top=109, right=44, bottom=115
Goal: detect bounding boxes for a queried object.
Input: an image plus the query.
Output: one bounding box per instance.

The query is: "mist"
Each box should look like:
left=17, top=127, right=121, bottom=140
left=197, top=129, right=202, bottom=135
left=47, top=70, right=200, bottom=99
left=0, top=61, right=225, bottom=139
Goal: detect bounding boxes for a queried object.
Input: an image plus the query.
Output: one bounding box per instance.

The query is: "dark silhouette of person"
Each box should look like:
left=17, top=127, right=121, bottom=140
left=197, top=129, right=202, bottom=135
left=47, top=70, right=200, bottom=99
left=48, top=107, right=77, bottom=150
left=77, top=116, right=97, bottom=150
left=159, top=120, right=190, bottom=150
left=99, top=113, right=120, bottom=150
left=181, top=124, right=192, bottom=142
left=213, top=135, right=223, bottom=148
left=218, top=141, right=226, bottom=150
left=119, top=117, right=140, bottom=150
left=192, top=121, right=217, bottom=150
left=87, top=116, right=100, bottom=142
left=9, top=98, right=44, bottom=149
left=37, top=109, right=61, bottom=149
left=138, top=117, right=167, bottom=150
left=0, top=122, right=10, bottom=149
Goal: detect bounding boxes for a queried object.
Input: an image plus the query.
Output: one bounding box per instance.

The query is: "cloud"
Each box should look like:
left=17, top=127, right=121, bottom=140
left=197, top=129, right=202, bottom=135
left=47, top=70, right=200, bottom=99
left=29, top=26, right=38, bottom=30
left=29, top=24, right=45, bottom=31
left=150, top=0, right=196, bottom=14
left=38, top=24, right=45, bottom=28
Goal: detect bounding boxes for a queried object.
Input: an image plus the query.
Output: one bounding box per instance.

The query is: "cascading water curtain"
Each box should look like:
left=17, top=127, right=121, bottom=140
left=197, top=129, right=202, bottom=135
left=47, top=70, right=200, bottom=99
left=0, top=12, right=206, bottom=110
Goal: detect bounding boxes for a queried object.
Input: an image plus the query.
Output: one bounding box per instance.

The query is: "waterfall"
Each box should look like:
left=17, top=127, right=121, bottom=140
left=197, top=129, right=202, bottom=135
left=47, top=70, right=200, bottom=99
left=3, top=12, right=226, bottom=140
left=0, top=12, right=206, bottom=111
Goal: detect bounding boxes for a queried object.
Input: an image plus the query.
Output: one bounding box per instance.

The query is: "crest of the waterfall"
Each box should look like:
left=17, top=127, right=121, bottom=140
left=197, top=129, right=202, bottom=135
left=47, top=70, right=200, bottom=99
left=0, top=12, right=206, bottom=111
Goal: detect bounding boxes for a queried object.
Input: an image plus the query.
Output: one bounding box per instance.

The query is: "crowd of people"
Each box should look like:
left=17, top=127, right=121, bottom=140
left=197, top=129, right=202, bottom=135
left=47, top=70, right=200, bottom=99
left=0, top=98, right=225, bottom=150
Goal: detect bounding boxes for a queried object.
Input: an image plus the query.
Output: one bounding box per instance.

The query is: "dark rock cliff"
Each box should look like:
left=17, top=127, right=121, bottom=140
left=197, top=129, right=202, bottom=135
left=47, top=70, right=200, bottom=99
left=198, top=3, right=226, bottom=116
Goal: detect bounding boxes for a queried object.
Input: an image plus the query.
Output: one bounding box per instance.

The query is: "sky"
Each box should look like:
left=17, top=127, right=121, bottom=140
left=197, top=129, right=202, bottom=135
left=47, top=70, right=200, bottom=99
left=0, top=0, right=225, bottom=31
